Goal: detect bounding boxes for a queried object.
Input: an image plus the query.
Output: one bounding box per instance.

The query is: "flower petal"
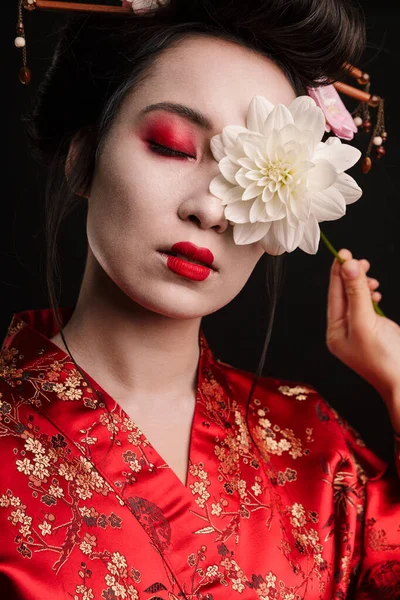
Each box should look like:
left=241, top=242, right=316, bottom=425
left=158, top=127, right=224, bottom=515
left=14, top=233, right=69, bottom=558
left=259, top=230, right=287, bottom=255
left=298, top=215, right=320, bottom=254
left=283, top=139, right=300, bottom=155
left=219, top=156, right=239, bottom=185
left=221, top=125, right=249, bottom=148
left=307, top=159, right=337, bottom=192
left=266, top=129, right=283, bottom=161
left=245, top=169, right=264, bottom=182
left=235, top=167, right=252, bottom=188
left=273, top=219, right=305, bottom=253
left=209, top=174, right=235, bottom=200
left=262, top=186, right=274, bottom=203
left=280, top=124, right=301, bottom=145
left=263, top=104, right=294, bottom=137
left=224, top=145, right=246, bottom=165
left=313, top=138, right=361, bottom=173
left=242, top=182, right=262, bottom=201
left=225, top=201, right=252, bottom=223
left=297, top=129, right=316, bottom=153
left=264, top=193, right=286, bottom=221
left=294, top=107, right=326, bottom=143
left=238, top=132, right=265, bottom=145
left=295, top=160, right=316, bottom=175
left=254, top=156, right=267, bottom=170
left=242, top=140, right=263, bottom=160
left=289, top=189, right=312, bottom=222
left=334, top=172, right=362, bottom=205
left=284, top=141, right=311, bottom=164
left=249, top=196, right=266, bottom=223
left=246, top=95, right=275, bottom=133
left=278, top=185, right=290, bottom=204
left=310, top=186, right=346, bottom=222
left=210, top=135, right=225, bottom=162
left=233, top=221, right=272, bottom=245
left=220, top=186, right=245, bottom=205
left=237, top=157, right=257, bottom=170
left=288, top=96, right=317, bottom=120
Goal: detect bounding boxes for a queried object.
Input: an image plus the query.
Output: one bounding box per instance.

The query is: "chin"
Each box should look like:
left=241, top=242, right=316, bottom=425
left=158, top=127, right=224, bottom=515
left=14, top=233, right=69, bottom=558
left=127, top=285, right=224, bottom=320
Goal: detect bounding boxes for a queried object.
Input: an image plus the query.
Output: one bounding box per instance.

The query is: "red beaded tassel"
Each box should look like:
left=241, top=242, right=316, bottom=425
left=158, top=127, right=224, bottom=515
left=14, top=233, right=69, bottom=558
left=351, top=79, right=387, bottom=173
left=15, top=0, right=34, bottom=84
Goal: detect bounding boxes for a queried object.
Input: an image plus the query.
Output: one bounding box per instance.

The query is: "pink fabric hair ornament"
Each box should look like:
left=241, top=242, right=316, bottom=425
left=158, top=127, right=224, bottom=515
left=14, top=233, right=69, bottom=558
left=307, top=84, right=358, bottom=141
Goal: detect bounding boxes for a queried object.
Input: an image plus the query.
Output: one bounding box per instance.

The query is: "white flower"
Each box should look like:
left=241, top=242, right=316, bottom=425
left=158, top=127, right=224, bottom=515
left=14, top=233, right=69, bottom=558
left=209, top=95, right=362, bottom=255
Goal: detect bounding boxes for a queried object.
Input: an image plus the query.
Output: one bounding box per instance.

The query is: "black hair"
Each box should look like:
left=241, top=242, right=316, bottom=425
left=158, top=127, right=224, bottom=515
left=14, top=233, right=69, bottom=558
left=23, top=0, right=366, bottom=465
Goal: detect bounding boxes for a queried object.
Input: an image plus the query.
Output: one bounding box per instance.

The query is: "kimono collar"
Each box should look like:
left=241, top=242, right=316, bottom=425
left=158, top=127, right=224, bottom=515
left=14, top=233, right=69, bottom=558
left=0, top=306, right=218, bottom=413
left=1, top=305, right=217, bottom=352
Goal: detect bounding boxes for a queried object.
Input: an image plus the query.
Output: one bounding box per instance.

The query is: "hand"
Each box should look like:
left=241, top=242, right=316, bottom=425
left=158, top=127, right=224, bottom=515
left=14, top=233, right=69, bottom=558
left=326, top=248, right=400, bottom=432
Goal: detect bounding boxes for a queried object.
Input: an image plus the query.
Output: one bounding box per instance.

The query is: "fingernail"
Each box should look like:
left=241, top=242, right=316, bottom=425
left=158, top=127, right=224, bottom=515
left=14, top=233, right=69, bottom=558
left=343, top=260, right=359, bottom=279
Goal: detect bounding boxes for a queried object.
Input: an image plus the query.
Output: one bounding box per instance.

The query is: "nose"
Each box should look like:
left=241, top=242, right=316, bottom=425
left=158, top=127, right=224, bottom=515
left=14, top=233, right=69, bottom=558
left=177, top=162, right=230, bottom=234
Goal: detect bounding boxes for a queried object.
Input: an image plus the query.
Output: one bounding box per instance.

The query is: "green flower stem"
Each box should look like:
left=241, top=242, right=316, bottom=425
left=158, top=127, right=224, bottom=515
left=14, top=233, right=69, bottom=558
left=319, top=229, right=386, bottom=318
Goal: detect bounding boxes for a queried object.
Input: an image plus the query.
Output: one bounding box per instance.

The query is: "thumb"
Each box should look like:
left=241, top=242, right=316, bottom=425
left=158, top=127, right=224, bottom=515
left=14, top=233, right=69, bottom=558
left=341, top=259, right=375, bottom=327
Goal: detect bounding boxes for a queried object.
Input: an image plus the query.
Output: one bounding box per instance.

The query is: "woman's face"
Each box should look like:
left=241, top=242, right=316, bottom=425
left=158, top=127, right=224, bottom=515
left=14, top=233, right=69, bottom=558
left=86, top=35, right=296, bottom=319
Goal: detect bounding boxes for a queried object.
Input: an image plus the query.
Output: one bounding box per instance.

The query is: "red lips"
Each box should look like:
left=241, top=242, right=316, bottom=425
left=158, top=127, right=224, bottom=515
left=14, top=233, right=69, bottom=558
left=169, top=241, right=215, bottom=269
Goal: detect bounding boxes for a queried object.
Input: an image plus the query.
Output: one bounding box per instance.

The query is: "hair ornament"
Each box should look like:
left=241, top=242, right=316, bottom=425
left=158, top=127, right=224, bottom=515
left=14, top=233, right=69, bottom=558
left=14, top=0, right=387, bottom=174
left=308, top=64, right=387, bottom=173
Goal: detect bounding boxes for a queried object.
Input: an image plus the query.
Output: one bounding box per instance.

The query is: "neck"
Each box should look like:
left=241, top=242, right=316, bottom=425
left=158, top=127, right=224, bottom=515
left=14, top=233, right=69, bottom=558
left=50, top=252, right=202, bottom=407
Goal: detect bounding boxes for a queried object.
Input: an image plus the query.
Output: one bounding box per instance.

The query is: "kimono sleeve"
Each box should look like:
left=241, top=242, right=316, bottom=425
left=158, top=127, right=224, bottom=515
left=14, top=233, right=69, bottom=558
left=323, top=400, right=400, bottom=599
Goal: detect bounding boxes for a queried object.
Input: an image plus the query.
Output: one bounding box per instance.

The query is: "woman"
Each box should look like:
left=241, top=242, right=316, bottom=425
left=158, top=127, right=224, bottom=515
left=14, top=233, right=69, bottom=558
left=1, top=0, right=399, bottom=598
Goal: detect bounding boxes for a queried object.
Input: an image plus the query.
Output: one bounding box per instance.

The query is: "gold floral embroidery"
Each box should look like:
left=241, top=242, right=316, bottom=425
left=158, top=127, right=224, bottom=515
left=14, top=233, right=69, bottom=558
left=278, top=385, right=316, bottom=401
left=189, top=462, right=211, bottom=508
left=253, top=411, right=309, bottom=460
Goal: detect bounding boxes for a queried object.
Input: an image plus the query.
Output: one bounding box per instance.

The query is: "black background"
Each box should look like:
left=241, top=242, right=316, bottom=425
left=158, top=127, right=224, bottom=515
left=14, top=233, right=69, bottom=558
left=2, top=1, right=400, bottom=465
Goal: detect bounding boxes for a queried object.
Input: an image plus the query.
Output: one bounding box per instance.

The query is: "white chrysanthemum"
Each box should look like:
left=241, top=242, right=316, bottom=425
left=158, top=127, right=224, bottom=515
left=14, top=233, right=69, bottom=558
left=209, top=95, right=362, bottom=255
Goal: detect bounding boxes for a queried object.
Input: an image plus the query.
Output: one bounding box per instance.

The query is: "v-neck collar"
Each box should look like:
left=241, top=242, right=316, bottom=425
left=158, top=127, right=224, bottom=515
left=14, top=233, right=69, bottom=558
left=0, top=306, right=217, bottom=489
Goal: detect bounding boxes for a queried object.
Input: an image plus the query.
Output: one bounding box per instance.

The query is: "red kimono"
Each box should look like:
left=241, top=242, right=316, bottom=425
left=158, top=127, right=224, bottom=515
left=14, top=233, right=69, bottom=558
left=0, top=307, right=399, bottom=600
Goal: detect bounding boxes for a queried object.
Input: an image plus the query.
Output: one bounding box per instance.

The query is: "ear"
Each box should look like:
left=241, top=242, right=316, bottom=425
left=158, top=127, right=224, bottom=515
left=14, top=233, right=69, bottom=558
left=65, top=129, right=92, bottom=200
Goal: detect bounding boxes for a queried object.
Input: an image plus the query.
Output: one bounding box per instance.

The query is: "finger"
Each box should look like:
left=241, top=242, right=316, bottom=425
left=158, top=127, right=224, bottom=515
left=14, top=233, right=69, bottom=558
left=372, top=291, right=382, bottom=302
left=337, top=248, right=353, bottom=262
left=367, top=277, right=380, bottom=291
left=359, top=259, right=370, bottom=274
left=327, top=249, right=352, bottom=325
left=341, top=258, right=377, bottom=330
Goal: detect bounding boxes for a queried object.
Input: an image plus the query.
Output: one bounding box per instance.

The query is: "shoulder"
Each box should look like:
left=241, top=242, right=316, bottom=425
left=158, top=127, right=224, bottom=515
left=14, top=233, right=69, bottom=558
left=214, top=358, right=387, bottom=478
left=214, top=357, right=332, bottom=423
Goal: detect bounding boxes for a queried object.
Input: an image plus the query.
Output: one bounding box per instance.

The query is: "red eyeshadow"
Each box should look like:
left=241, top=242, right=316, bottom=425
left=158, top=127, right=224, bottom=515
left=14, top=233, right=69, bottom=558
left=141, top=115, right=196, bottom=155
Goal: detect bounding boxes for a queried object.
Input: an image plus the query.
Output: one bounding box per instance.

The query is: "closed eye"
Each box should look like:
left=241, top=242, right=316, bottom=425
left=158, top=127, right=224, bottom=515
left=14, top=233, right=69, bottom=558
left=148, top=141, right=195, bottom=159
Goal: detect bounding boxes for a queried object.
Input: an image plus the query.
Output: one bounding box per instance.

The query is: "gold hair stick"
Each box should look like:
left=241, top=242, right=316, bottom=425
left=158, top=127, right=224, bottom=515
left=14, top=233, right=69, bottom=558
left=344, top=63, right=371, bottom=85
left=23, top=0, right=131, bottom=13
left=333, top=81, right=380, bottom=108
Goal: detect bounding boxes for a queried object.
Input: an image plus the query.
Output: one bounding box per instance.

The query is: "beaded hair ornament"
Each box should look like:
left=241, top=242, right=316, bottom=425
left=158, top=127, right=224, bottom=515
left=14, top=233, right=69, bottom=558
left=15, top=0, right=387, bottom=175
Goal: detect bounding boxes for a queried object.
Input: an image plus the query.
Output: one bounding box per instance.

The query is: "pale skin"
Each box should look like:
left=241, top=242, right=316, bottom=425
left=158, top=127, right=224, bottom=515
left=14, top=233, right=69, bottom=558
left=50, top=35, right=400, bottom=484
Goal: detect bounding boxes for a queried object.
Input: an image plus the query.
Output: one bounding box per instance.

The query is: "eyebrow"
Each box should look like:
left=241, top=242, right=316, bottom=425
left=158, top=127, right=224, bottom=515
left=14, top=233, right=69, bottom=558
left=140, top=102, right=213, bottom=131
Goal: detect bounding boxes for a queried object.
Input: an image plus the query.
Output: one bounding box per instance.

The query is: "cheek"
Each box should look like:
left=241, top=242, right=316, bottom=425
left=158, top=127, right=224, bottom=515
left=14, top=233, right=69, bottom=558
left=235, top=245, right=265, bottom=273
left=90, top=152, right=161, bottom=227
left=223, top=245, right=264, bottom=292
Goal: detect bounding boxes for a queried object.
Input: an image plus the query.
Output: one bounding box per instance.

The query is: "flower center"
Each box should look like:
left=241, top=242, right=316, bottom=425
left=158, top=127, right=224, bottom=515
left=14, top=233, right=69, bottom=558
left=261, top=160, right=293, bottom=186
